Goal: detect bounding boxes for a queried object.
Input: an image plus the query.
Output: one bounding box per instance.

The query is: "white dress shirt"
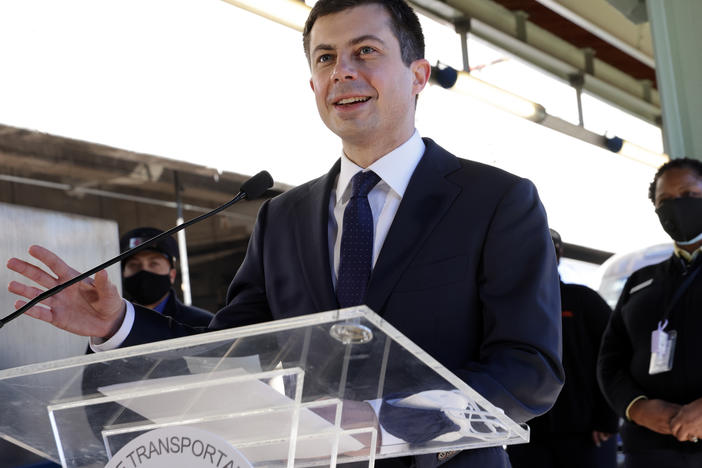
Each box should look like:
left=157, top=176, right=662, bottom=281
left=330, top=130, right=425, bottom=287
left=92, top=131, right=426, bottom=352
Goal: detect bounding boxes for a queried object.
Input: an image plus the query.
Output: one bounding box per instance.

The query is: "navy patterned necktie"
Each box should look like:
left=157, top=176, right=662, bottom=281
left=336, top=170, right=382, bottom=308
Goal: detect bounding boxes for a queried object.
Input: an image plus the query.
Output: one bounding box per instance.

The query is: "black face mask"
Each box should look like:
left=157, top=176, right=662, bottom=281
left=123, top=270, right=172, bottom=305
left=655, top=197, right=702, bottom=245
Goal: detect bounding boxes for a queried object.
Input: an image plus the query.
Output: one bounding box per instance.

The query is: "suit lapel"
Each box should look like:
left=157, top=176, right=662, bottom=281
left=366, top=139, right=461, bottom=314
left=293, top=160, right=340, bottom=312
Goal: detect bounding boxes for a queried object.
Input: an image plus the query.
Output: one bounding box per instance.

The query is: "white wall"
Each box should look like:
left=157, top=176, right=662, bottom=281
left=0, top=202, right=120, bottom=369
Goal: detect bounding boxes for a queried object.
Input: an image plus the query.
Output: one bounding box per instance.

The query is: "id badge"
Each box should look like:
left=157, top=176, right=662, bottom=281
left=649, top=320, right=676, bottom=374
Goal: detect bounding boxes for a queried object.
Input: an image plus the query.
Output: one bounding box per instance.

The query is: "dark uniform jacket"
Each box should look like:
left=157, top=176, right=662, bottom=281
left=527, top=281, right=618, bottom=440
left=598, top=254, right=702, bottom=453
left=160, top=288, right=213, bottom=327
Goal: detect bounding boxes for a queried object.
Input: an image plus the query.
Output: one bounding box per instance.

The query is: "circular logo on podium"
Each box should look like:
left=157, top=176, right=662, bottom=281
left=105, top=426, right=253, bottom=468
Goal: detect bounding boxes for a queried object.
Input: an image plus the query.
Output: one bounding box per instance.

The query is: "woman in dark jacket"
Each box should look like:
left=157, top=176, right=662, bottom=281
left=598, top=158, right=702, bottom=468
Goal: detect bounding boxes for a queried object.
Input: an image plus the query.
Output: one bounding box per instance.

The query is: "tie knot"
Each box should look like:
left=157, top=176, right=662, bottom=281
left=351, top=170, right=381, bottom=198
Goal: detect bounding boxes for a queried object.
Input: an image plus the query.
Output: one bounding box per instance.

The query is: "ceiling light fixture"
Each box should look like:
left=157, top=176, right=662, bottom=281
left=604, top=135, right=669, bottom=167
left=430, top=64, right=547, bottom=123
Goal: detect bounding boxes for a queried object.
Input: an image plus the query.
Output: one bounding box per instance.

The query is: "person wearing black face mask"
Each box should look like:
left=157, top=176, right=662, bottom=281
left=598, top=158, right=702, bottom=468
left=119, top=227, right=213, bottom=326
left=71, top=228, right=213, bottom=467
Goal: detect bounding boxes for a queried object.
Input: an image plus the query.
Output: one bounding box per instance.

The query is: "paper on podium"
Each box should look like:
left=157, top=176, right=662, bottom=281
left=97, top=357, right=366, bottom=463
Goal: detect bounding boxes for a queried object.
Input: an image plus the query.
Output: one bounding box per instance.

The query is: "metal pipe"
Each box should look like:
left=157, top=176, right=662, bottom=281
left=0, top=174, right=255, bottom=222
left=174, top=171, right=192, bottom=306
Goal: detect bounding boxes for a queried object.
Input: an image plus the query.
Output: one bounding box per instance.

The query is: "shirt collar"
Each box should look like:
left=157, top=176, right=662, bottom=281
left=336, top=130, right=425, bottom=203
left=674, top=244, right=702, bottom=264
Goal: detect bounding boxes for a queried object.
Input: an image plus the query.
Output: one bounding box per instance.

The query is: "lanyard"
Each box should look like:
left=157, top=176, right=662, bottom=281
left=661, top=261, right=702, bottom=324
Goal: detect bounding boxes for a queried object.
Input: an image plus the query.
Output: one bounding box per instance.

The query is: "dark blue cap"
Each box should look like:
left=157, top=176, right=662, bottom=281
left=119, top=227, right=178, bottom=266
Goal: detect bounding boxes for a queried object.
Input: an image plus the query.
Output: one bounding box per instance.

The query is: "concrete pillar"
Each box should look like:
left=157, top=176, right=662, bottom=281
left=647, top=0, right=702, bottom=159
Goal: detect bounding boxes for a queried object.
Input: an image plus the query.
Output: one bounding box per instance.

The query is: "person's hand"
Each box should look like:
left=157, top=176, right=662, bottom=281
left=592, top=430, right=612, bottom=447
left=7, top=245, right=125, bottom=339
left=670, top=397, right=702, bottom=443
left=628, top=398, right=681, bottom=435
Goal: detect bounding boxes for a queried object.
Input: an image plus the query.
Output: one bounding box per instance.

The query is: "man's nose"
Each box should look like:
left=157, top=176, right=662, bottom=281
left=331, top=55, right=357, bottom=82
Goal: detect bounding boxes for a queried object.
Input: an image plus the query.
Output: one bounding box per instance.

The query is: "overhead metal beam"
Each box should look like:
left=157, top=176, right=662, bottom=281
left=0, top=173, right=256, bottom=223
left=0, top=125, right=241, bottom=182
left=535, top=0, right=655, bottom=67
left=0, top=149, right=269, bottom=211
left=411, top=0, right=661, bottom=124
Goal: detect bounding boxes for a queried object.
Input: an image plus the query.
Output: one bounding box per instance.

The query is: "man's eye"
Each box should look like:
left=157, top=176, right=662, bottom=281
left=317, top=54, right=332, bottom=63
left=359, top=46, right=375, bottom=55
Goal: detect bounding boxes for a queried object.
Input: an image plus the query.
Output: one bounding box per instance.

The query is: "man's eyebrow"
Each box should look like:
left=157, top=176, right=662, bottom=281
left=311, top=35, right=386, bottom=56
left=312, top=43, right=334, bottom=55
left=349, top=34, right=386, bottom=47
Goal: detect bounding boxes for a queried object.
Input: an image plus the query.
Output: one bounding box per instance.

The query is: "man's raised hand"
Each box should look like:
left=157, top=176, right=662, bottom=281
left=7, top=245, right=125, bottom=339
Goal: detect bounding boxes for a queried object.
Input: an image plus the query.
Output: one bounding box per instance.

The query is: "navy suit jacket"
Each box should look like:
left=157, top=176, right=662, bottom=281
left=127, top=138, right=564, bottom=467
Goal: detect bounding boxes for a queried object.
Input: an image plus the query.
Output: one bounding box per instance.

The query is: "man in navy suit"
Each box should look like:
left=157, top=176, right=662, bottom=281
left=8, top=1, right=563, bottom=466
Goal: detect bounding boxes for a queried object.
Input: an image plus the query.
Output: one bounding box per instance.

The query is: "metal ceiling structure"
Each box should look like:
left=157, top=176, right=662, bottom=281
left=0, top=122, right=282, bottom=310
left=493, top=0, right=655, bottom=79
left=410, top=0, right=660, bottom=125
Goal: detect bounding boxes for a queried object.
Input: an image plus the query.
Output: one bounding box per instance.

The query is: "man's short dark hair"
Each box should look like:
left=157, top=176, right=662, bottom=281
left=302, top=0, right=425, bottom=67
left=648, top=157, right=702, bottom=204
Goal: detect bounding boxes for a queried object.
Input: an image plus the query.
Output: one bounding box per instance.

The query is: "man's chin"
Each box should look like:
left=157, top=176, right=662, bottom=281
left=326, top=119, right=375, bottom=142
left=333, top=129, right=376, bottom=147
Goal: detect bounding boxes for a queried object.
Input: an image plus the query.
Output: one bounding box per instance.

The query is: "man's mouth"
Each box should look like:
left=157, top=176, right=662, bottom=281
left=334, top=96, right=371, bottom=106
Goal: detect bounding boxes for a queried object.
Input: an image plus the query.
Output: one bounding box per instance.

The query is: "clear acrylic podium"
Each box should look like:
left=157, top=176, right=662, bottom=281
left=0, top=307, right=528, bottom=467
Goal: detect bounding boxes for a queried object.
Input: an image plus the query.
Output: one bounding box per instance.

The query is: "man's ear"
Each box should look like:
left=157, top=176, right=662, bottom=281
left=169, top=268, right=177, bottom=284
left=410, top=58, right=431, bottom=95
left=310, top=78, right=315, bottom=92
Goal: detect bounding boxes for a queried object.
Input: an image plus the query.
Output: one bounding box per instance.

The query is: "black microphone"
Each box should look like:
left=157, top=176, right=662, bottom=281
left=0, top=170, right=274, bottom=328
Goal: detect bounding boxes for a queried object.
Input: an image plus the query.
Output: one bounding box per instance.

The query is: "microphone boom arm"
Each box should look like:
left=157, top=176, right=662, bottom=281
left=0, top=170, right=273, bottom=328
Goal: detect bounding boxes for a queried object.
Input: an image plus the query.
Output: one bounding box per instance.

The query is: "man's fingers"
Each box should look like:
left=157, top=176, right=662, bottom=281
left=8, top=281, right=56, bottom=308
left=6, top=258, right=60, bottom=289
left=28, top=245, right=77, bottom=279
left=16, top=300, right=54, bottom=323
left=93, top=270, right=111, bottom=292
left=95, top=270, right=121, bottom=303
left=80, top=270, right=112, bottom=305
